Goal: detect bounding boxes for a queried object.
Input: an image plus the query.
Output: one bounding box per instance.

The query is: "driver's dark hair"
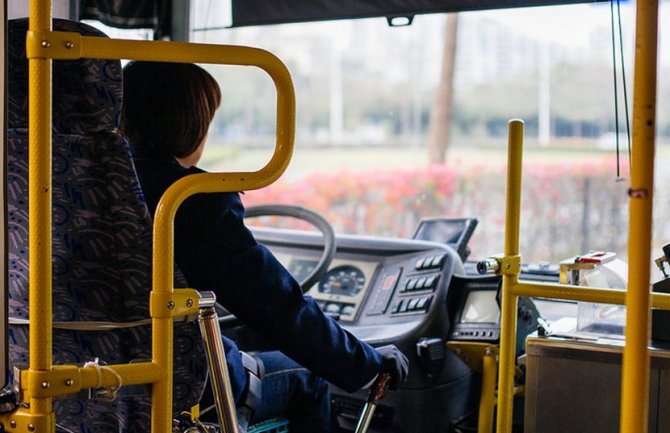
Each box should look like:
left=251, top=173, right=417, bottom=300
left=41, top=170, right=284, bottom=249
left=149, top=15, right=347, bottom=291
left=119, top=61, right=221, bottom=158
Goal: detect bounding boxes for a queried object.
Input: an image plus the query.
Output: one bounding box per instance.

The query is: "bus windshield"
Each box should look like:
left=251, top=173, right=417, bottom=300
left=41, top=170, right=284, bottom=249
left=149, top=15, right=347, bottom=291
left=169, top=3, right=669, bottom=270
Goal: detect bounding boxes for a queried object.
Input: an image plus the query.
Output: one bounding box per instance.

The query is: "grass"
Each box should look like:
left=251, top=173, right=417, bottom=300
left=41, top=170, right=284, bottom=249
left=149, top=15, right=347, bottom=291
left=199, top=137, right=667, bottom=176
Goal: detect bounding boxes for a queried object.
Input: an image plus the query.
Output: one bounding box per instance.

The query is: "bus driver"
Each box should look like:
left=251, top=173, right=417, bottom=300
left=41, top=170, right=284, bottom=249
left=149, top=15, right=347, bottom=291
left=119, top=61, right=409, bottom=432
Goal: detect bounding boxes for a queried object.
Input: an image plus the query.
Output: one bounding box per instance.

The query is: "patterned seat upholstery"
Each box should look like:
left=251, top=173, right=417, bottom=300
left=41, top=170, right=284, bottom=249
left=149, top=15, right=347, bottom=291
left=7, top=18, right=207, bottom=432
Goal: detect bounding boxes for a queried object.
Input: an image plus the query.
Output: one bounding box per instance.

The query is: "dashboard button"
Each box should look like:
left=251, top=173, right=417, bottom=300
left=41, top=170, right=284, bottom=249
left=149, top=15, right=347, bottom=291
left=430, top=255, right=445, bottom=268
left=407, top=279, right=418, bottom=290
left=341, top=305, right=355, bottom=316
left=417, top=296, right=433, bottom=312
left=415, top=257, right=426, bottom=269
left=424, top=275, right=438, bottom=288
left=416, top=277, right=427, bottom=289
left=325, top=303, right=341, bottom=314
left=391, top=300, right=404, bottom=314
left=407, top=298, right=419, bottom=310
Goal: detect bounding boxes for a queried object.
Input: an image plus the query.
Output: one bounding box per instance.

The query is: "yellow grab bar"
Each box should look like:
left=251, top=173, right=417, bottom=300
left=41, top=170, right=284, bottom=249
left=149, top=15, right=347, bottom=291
left=139, top=40, right=295, bottom=433
left=20, top=6, right=296, bottom=432
left=27, top=0, right=54, bottom=423
left=495, top=119, right=524, bottom=433
left=620, top=0, right=658, bottom=431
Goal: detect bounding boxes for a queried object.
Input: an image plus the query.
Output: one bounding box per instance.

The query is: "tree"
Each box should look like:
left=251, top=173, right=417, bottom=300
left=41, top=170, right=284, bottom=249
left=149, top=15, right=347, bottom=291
left=427, top=13, right=459, bottom=165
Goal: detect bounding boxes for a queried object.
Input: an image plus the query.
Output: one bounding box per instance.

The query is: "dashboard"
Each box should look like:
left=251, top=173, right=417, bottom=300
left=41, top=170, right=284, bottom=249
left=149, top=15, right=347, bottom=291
left=280, top=255, right=378, bottom=321
left=240, top=224, right=545, bottom=433
left=241, top=226, right=480, bottom=432
left=252, top=227, right=463, bottom=343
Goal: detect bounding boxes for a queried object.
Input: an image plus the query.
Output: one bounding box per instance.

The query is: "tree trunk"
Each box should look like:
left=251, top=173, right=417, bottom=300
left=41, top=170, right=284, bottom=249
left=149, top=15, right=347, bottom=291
left=427, top=13, right=459, bottom=165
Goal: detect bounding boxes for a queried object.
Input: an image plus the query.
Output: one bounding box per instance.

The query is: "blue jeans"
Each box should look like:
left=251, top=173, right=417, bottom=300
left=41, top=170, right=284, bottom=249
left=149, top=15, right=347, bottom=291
left=238, top=351, right=333, bottom=433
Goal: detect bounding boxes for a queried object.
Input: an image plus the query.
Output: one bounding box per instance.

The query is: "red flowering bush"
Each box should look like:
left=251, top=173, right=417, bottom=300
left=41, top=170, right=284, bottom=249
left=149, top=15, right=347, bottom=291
left=242, top=157, right=665, bottom=263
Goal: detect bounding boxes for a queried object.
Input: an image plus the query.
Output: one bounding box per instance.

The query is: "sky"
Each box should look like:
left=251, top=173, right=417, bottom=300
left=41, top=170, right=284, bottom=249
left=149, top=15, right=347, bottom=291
left=478, top=1, right=669, bottom=66
left=480, top=2, right=626, bottom=44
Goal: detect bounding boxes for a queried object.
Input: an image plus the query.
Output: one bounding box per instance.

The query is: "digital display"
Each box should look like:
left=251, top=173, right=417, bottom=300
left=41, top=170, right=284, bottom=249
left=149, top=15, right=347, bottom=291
left=412, top=218, right=477, bottom=261
left=415, top=220, right=468, bottom=244
left=288, top=259, right=318, bottom=284
left=459, top=291, right=499, bottom=324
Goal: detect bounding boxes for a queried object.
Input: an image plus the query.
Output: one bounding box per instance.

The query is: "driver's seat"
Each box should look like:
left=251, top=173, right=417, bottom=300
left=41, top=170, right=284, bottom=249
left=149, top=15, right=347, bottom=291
left=7, top=18, right=207, bottom=432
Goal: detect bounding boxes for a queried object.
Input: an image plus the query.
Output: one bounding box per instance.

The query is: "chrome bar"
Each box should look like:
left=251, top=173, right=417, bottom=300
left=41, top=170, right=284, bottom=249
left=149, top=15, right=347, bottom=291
left=199, top=291, right=218, bottom=309
left=199, top=293, right=239, bottom=433
left=354, top=373, right=391, bottom=433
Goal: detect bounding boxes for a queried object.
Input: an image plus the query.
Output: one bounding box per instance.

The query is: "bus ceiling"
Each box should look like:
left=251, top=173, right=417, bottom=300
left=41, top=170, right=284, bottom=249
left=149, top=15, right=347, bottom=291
left=64, top=0, right=608, bottom=41
left=219, top=0, right=609, bottom=27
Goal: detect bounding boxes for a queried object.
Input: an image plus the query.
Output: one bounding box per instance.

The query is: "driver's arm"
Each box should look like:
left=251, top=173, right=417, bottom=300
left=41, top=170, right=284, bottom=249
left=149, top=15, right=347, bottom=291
left=175, top=190, right=387, bottom=392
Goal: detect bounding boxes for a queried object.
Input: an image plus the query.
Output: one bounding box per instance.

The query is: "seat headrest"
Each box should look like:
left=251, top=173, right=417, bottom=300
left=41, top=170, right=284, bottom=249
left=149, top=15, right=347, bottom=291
left=8, top=18, right=122, bottom=134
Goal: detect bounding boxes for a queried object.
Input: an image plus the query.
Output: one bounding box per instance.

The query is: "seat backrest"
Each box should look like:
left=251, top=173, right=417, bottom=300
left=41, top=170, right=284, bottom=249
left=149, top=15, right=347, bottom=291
left=7, top=18, right=206, bottom=432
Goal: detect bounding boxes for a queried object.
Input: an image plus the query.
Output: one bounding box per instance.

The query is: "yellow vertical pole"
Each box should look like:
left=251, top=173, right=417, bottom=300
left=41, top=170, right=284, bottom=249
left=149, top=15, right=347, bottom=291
left=619, top=0, right=658, bottom=432
left=151, top=202, right=177, bottom=432
left=496, top=119, right=524, bottom=433
left=28, top=0, right=54, bottom=419
left=478, top=350, right=497, bottom=433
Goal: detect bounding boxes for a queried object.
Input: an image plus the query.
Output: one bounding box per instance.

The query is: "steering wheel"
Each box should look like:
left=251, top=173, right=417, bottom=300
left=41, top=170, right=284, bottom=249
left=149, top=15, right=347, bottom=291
left=244, top=204, right=336, bottom=292
left=217, top=204, right=336, bottom=327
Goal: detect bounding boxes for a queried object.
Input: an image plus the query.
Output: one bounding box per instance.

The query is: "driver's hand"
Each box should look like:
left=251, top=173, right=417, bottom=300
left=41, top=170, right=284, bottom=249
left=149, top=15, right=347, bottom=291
left=376, top=345, right=409, bottom=390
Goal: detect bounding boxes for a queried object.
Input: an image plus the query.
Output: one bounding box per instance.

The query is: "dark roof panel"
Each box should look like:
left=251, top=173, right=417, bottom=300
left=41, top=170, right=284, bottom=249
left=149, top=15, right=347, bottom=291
left=230, top=0, right=606, bottom=27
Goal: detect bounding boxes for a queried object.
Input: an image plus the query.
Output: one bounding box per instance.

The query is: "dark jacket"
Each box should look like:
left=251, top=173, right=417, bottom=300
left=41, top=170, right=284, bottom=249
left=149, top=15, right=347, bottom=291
left=131, top=145, right=383, bottom=402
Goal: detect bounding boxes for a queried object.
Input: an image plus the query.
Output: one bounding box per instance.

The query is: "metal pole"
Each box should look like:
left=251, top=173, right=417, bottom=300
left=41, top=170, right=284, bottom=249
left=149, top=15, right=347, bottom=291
left=496, top=119, right=524, bottom=433
left=478, top=350, right=497, bottom=433
left=620, top=0, right=658, bottom=431
left=199, top=293, right=239, bottom=433
left=29, top=0, right=54, bottom=418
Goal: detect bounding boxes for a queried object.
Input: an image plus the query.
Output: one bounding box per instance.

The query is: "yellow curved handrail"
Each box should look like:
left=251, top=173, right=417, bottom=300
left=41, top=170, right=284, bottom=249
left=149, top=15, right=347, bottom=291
left=16, top=1, right=296, bottom=431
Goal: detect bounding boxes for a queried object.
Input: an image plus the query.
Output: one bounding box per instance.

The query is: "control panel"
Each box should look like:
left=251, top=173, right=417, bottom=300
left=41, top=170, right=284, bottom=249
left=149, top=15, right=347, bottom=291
left=447, top=274, right=502, bottom=343
left=388, top=253, right=446, bottom=316
left=273, top=249, right=450, bottom=324
left=254, top=228, right=460, bottom=337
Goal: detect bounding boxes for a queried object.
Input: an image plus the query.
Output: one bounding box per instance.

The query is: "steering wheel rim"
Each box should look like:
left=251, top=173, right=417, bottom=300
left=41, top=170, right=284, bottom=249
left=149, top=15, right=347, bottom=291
left=244, top=204, right=336, bottom=292
left=218, top=204, right=336, bottom=327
